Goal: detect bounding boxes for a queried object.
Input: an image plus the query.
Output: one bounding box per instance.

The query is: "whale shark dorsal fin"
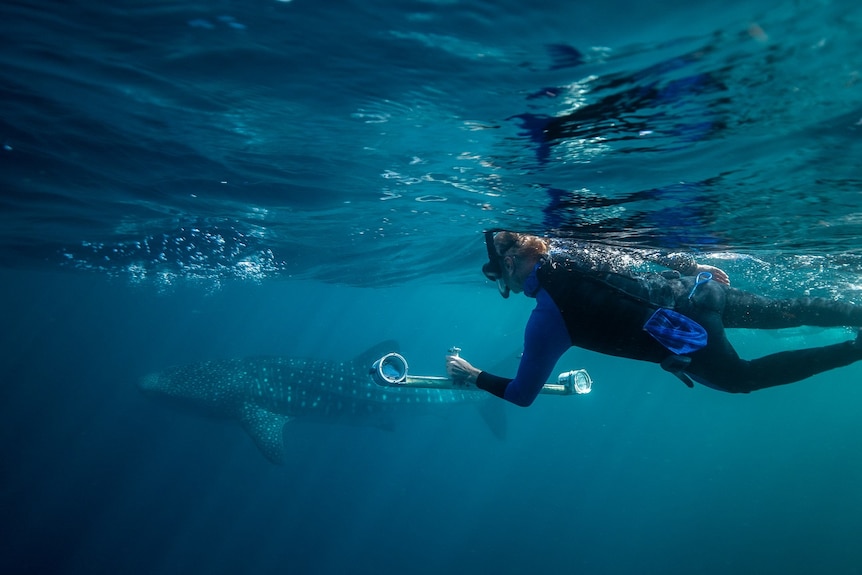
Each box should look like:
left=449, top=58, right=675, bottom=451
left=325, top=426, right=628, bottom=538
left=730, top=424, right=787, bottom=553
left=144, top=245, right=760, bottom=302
left=239, top=403, right=290, bottom=465
left=353, top=340, right=400, bottom=367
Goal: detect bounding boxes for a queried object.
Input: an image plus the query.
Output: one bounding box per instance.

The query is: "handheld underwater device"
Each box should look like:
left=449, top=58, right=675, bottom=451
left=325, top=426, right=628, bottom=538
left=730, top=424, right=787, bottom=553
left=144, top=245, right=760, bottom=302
left=369, top=347, right=593, bottom=396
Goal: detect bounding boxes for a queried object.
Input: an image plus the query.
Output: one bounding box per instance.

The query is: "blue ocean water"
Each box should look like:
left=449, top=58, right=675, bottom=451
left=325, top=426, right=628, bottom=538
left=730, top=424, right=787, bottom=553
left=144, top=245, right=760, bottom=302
left=2, top=0, right=862, bottom=574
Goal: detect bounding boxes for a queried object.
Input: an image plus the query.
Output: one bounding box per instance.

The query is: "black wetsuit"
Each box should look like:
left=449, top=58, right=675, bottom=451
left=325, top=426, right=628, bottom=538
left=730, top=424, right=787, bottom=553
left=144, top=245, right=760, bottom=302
left=477, top=254, right=862, bottom=406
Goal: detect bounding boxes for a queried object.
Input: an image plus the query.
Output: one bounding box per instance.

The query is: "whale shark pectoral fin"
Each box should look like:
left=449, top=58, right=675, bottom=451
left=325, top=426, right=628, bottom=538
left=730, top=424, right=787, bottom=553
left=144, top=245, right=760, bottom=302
left=239, top=403, right=290, bottom=465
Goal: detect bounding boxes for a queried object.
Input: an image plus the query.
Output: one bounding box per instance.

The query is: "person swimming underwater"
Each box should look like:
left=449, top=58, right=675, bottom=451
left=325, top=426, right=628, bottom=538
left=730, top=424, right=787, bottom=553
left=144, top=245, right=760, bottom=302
left=446, top=231, right=862, bottom=406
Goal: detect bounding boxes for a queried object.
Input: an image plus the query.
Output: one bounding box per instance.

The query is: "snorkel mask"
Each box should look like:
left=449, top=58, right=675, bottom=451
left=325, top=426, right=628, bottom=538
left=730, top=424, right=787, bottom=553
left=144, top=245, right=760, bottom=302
left=482, top=230, right=510, bottom=299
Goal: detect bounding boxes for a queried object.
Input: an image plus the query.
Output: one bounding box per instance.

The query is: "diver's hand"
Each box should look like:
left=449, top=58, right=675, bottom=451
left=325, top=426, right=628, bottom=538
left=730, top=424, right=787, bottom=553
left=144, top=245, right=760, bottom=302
left=446, top=355, right=481, bottom=386
left=695, top=264, right=730, bottom=286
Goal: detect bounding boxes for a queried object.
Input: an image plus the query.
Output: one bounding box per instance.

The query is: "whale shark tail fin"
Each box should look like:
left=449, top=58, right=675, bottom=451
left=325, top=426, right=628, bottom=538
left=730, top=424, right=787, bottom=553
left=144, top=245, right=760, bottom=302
left=477, top=398, right=507, bottom=441
left=240, top=403, right=291, bottom=465
left=474, top=348, right=526, bottom=441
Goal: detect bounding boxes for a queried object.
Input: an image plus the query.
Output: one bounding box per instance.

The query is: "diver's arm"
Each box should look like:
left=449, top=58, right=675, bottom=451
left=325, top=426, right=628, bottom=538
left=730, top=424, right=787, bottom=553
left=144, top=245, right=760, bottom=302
left=446, top=355, right=481, bottom=384
left=645, top=251, right=730, bottom=285
left=693, top=263, right=729, bottom=284
left=646, top=251, right=698, bottom=275
left=448, top=290, right=570, bottom=407
left=501, top=292, right=571, bottom=406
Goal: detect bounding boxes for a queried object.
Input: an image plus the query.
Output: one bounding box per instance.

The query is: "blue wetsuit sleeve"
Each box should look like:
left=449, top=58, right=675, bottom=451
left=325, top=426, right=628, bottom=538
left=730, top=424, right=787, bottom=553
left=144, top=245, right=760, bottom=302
left=476, top=289, right=571, bottom=407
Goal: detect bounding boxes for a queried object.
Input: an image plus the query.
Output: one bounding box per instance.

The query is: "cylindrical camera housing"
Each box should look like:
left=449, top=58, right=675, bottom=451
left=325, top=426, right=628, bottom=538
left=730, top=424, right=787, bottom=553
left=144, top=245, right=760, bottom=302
left=370, top=353, right=409, bottom=386
left=558, top=369, right=592, bottom=394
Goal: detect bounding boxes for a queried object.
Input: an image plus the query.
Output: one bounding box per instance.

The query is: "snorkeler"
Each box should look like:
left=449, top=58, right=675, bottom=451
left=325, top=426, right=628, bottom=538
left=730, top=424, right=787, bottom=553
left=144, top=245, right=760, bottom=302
left=446, top=231, right=862, bottom=406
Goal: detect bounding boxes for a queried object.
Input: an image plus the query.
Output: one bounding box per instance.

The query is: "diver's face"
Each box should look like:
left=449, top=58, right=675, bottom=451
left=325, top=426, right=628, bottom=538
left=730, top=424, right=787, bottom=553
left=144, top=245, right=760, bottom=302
left=483, top=254, right=522, bottom=299
left=501, top=254, right=524, bottom=295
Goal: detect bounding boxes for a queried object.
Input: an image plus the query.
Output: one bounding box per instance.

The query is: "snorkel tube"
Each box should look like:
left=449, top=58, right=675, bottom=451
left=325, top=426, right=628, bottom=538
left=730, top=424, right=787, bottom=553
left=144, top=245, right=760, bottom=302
left=482, top=230, right=510, bottom=299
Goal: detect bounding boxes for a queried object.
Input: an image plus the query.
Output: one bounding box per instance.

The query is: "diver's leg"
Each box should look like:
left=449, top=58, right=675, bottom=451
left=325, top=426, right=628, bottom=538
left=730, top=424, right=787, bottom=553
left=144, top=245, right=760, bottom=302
left=684, top=310, right=748, bottom=391
left=721, top=287, right=862, bottom=329
left=717, top=337, right=862, bottom=392
left=685, top=307, right=862, bottom=392
left=688, top=329, right=862, bottom=393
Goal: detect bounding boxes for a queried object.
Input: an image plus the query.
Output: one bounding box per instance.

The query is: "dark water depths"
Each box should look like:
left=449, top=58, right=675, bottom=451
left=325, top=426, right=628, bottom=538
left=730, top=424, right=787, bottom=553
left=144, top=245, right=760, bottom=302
left=3, top=0, right=862, bottom=573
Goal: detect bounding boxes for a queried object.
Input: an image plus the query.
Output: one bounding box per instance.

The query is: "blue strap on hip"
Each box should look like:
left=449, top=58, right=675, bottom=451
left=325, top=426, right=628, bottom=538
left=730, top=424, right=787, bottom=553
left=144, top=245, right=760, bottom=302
left=688, top=271, right=713, bottom=299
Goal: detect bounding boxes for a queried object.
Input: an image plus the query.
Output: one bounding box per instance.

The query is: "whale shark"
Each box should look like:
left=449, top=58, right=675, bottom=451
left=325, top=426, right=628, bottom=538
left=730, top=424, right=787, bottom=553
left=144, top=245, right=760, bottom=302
left=138, top=340, right=496, bottom=464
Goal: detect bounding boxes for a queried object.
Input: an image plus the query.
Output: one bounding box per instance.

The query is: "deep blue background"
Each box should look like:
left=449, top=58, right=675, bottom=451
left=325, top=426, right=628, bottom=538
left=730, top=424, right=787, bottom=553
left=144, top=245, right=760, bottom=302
left=3, top=268, right=862, bottom=575
left=3, top=0, right=862, bottom=573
